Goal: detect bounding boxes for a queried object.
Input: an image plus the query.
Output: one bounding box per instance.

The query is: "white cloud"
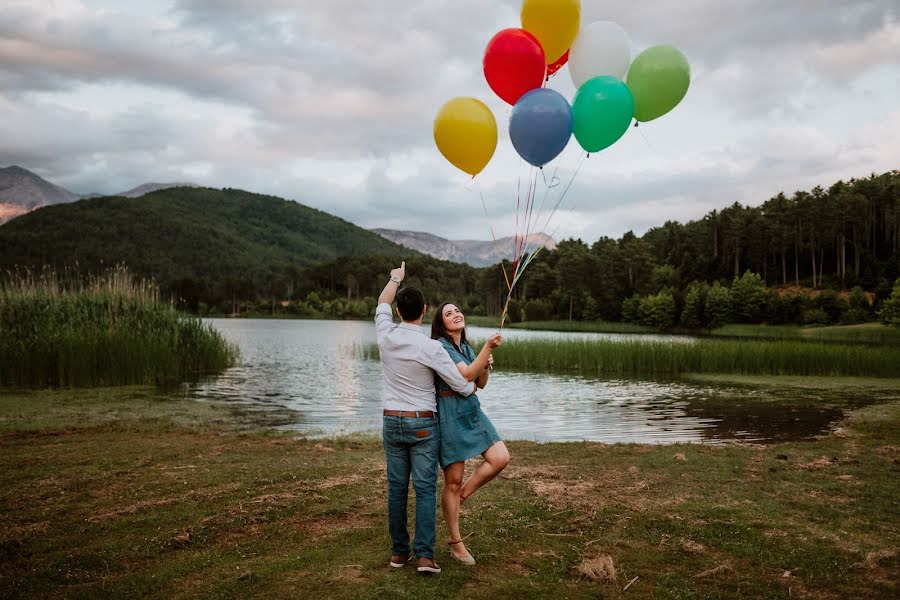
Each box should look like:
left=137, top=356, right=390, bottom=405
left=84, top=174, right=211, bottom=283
left=0, top=0, right=897, bottom=243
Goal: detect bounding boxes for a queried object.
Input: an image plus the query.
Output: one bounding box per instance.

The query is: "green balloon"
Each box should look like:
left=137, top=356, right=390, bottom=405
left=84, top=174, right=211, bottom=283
left=626, top=45, right=690, bottom=122
left=572, top=76, right=634, bottom=153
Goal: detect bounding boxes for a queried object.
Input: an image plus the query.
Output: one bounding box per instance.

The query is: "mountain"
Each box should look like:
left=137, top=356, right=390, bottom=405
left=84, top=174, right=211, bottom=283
left=0, top=187, right=412, bottom=289
left=117, top=182, right=200, bottom=198
left=372, top=228, right=557, bottom=267
left=0, top=166, right=79, bottom=224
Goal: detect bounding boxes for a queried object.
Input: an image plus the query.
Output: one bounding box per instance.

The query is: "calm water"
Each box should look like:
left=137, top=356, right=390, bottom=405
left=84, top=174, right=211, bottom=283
left=184, top=319, right=886, bottom=444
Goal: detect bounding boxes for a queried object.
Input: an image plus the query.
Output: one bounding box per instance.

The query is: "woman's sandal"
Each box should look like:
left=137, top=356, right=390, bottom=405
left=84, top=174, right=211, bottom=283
left=447, top=539, right=476, bottom=566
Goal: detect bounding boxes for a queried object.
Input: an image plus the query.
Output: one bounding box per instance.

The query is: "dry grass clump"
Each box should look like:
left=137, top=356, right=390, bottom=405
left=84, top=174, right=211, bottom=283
left=860, top=548, right=896, bottom=569
left=577, top=554, right=617, bottom=581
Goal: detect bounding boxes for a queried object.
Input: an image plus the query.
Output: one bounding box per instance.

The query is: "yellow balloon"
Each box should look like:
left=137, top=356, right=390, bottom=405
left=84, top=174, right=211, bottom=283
left=433, top=97, right=497, bottom=176
left=521, top=0, right=581, bottom=65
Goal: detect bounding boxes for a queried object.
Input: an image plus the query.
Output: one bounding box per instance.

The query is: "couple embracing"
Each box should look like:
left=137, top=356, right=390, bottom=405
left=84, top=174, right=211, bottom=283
left=375, top=261, right=509, bottom=574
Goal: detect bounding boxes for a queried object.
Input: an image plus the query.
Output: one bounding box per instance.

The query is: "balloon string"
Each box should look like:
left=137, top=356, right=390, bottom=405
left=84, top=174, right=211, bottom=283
left=636, top=125, right=652, bottom=149
left=530, top=150, right=588, bottom=251
left=466, top=176, right=511, bottom=292
left=500, top=149, right=588, bottom=329
left=517, top=167, right=538, bottom=269
left=524, top=154, right=563, bottom=259
left=520, top=148, right=577, bottom=262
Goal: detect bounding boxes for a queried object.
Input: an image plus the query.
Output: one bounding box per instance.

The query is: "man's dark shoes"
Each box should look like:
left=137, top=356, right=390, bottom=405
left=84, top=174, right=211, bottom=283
left=416, top=557, right=442, bottom=575
left=389, top=553, right=412, bottom=568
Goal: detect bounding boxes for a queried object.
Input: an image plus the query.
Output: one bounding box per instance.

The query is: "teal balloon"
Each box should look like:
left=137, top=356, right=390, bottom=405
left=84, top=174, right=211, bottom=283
left=626, top=45, right=690, bottom=122
left=571, top=75, right=634, bottom=153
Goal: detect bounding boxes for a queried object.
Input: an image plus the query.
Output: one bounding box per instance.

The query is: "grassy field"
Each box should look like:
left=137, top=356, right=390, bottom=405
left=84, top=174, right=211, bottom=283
left=711, top=323, right=900, bottom=346
left=465, top=318, right=900, bottom=345
left=1, top=388, right=897, bottom=599
left=466, top=317, right=656, bottom=334
left=0, top=267, right=237, bottom=387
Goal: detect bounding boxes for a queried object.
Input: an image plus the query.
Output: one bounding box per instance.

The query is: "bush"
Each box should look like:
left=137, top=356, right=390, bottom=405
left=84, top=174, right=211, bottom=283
left=621, top=294, right=641, bottom=324
left=847, top=286, right=871, bottom=311
left=680, top=281, right=708, bottom=329
left=815, top=290, right=845, bottom=324
left=704, top=282, right=733, bottom=328
left=802, top=308, right=830, bottom=325
left=877, top=278, right=900, bottom=326
left=581, top=295, right=600, bottom=321
left=730, top=271, right=767, bottom=323
left=770, top=292, right=807, bottom=325
left=638, top=291, right=676, bottom=329
left=523, top=298, right=552, bottom=321
left=839, top=308, right=870, bottom=325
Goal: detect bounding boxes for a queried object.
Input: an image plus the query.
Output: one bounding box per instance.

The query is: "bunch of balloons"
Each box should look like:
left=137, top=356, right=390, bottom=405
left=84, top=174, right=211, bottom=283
left=434, top=0, right=691, bottom=175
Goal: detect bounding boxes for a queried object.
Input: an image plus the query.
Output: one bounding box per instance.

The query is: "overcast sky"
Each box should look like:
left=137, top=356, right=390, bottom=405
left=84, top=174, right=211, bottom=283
left=1, top=0, right=898, bottom=241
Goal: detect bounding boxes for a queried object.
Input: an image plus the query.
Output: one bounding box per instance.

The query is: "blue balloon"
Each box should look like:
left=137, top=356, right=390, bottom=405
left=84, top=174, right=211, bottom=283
left=509, top=88, right=573, bottom=167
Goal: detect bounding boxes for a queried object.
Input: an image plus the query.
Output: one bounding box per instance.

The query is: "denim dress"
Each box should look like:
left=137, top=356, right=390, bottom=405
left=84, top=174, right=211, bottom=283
left=435, top=337, right=502, bottom=469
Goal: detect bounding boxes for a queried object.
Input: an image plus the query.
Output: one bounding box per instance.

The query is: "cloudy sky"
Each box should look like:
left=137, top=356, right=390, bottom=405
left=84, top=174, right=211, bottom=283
left=1, top=0, right=898, bottom=242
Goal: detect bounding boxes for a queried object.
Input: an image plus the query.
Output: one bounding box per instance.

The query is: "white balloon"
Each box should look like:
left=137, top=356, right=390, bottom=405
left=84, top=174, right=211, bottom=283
left=568, top=21, right=632, bottom=88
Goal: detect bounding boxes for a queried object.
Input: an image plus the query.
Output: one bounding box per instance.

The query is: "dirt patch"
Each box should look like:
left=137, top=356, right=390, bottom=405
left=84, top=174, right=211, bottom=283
left=682, top=540, right=706, bottom=554
left=309, top=473, right=365, bottom=491
left=576, top=554, right=616, bottom=582
left=502, top=465, right=568, bottom=481
left=87, top=497, right=179, bottom=522
left=0, top=520, right=51, bottom=542
left=798, top=456, right=838, bottom=470
left=85, top=481, right=244, bottom=523
left=328, top=564, right=368, bottom=585
left=530, top=479, right=597, bottom=509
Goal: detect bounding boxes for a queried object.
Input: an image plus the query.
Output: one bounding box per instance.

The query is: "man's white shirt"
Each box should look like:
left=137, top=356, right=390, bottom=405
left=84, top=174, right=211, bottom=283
left=375, top=303, right=474, bottom=412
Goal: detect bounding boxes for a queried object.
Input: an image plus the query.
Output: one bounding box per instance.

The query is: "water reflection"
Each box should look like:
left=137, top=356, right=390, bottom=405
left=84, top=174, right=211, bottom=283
left=185, top=319, right=891, bottom=444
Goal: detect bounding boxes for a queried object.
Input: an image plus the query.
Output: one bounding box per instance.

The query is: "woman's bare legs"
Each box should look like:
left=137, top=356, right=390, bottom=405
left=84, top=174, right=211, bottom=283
left=441, top=462, right=469, bottom=557
left=442, top=442, right=511, bottom=559
left=460, top=441, right=510, bottom=502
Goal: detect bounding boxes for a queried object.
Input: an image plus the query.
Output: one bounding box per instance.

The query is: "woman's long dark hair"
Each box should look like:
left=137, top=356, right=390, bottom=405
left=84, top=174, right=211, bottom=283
left=431, top=302, right=467, bottom=347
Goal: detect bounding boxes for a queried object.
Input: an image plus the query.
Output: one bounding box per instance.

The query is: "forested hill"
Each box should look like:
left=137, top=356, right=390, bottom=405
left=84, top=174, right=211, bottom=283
left=0, top=187, right=412, bottom=299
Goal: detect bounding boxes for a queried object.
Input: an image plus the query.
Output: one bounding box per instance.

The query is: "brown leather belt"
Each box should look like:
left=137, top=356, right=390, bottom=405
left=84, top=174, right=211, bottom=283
left=437, top=390, right=457, bottom=397
left=383, top=410, right=435, bottom=418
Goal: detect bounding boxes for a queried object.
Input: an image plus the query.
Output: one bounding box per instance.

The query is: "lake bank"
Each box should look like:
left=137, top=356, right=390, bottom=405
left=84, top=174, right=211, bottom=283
left=1, top=388, right=897, bottom=599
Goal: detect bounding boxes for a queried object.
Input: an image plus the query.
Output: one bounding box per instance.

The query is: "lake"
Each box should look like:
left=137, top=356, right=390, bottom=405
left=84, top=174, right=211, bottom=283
left=184, top=319, right=880, bottom=444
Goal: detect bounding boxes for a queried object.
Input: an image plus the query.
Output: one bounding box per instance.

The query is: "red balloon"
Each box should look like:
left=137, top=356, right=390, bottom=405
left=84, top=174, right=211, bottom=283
left=483, top=28, right=546, bottom=105
left=547, top=50, right=569, bottom=78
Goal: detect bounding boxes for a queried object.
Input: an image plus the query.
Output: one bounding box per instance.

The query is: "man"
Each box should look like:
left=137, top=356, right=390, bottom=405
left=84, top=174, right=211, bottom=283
left=375, top=261, right=498, bottom=574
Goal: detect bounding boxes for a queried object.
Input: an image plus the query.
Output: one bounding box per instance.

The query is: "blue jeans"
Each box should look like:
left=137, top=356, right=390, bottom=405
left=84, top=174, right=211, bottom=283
left=382, top=415, right=439, bottom=559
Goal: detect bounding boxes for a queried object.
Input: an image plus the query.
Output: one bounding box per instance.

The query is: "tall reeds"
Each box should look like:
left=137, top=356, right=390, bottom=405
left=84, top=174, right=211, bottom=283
left=0, top=266, right=238, bottom=387
left=355, top=337, right=900, bottom=378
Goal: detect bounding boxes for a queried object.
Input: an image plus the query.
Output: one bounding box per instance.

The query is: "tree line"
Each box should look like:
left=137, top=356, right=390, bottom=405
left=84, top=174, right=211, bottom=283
left=3, top=172, right=896, bottom=327
left=188, top=172, right=899, bottom=328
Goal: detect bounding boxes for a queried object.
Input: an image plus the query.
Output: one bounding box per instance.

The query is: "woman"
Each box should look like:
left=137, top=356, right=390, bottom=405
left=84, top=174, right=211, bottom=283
left=431, top=303, right=509, bottom=566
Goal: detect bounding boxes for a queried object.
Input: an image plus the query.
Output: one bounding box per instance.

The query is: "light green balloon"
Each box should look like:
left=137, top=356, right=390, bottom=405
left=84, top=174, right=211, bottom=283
left=626, top=45, right=690, bottom=122
left=572, top=76, right=634, bottom=153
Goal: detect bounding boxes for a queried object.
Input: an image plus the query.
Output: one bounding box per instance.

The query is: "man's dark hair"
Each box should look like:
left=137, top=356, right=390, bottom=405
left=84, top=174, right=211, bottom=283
left=396, top=286, right=426, bottom=321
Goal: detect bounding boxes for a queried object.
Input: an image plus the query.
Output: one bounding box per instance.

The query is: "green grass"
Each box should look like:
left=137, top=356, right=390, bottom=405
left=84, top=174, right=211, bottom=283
left=0, top=267, right=238, bottom=387
left=711, top=322, right=900, bottom=345
left=0, top=388, right=897, bottom=598
left=497, top=338, right=900, bottom=377
left=465, top=316, right=655, bottom=334
left=357, top=336, right=900, bottom=378
left=682, top=373, right=900, bottom=391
